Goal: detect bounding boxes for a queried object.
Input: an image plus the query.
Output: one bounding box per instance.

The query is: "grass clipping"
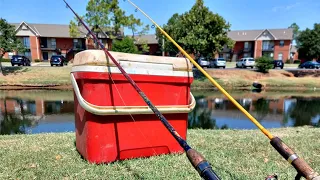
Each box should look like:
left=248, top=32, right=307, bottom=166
left=0, top=127, right=319, bottom=179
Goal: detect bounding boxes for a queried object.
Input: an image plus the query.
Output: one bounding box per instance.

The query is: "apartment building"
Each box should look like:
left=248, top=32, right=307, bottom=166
left=221, top=28, right=293, bottom=62
left=136, top=28, right=294, bottom=62
left=3, top=21, right=123, bottom=61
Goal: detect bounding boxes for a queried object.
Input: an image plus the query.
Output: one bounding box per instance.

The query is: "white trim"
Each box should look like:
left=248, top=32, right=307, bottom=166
left=33, top=26, right=41, bottom=36
left=70, top=73, right=195, bottom=115
left=71, top=65, right=193, bottom=77
left=15, top=21, right=39, bottom=36
left=254, top=29, right=277, bottom=40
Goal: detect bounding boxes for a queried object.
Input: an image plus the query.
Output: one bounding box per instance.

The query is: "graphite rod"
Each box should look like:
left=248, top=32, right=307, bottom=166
left=63, top=0, right=220, bottom=179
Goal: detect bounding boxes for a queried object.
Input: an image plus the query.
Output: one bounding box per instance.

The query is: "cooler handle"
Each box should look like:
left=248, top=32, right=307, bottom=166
left=70, top=73, right=196, bottom=115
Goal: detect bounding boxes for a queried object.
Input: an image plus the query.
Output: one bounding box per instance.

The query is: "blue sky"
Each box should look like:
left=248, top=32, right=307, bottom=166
left=0, top=0, right=319, bottom=35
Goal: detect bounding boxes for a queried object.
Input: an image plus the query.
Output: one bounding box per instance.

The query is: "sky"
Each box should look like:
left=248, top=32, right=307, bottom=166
left=0, top=0, right=319, bottom=35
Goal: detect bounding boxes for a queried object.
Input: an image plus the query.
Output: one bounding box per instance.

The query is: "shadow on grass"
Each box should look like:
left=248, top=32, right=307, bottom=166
left=2, top=66, right=30, bottom=76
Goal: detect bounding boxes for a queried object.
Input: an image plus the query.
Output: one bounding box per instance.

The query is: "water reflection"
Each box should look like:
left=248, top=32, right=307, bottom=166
left=190, top=94, right=320, bottom=130
left=0, top=91, right=75, bottom=135
left=0, top=90, right=320, bottom=134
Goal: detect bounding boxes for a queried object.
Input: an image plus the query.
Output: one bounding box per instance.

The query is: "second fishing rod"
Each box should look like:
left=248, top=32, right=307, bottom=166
left=125, top=0, right=320, bottom=179
left=63, top=0, right=221, bottom=179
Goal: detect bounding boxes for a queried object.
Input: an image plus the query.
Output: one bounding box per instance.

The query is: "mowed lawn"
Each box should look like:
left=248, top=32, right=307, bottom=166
left=0, top=127, right=319, bottom=179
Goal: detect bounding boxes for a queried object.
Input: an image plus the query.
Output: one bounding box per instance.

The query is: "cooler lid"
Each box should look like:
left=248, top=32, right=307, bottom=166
left=72, top=50, right=193, bottom=71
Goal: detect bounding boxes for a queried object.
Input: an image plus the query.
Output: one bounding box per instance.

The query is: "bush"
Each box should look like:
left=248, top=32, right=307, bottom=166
left=0, top=58, right=11, bottom=62
left=255, top=56, right=273, bottom=73
left=34, top=59, right=41, bottom=62
left=293, top=59, right=301, bottom=64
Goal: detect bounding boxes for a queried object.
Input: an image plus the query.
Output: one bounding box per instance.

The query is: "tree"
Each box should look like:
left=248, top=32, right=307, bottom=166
left=297, top=23, right=320, bottom=60
left=288, top=23, right=300, bottom=45
left=69, top=0, right=149, bottom=50
left=111, top=36, right=140, bottom=54
left=255, top=56, right=274, bottom=73
left=0, top=18, right=25, bottom=76
left=156, top=0, right=234, bottom=57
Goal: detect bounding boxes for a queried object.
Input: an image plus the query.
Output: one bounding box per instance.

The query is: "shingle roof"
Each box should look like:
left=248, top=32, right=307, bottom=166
left=11, top=21, right=124, bottom=38
left=133, top=34, right=159, bottom=44
left=227, top=28, right=293, bottom=41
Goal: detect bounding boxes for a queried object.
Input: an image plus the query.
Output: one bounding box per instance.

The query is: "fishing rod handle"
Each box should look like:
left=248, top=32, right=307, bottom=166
left=187, top=149, right=221, bottom=180
left=270, top=137, right=320, bottom=180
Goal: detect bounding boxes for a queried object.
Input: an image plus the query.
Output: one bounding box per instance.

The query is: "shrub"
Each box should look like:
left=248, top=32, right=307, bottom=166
left=293, top=59, right=301, bottom=64
left=255, top=56, right=273, bottom=73
left=0, top=58, right=11, bottom=62
left=34, top=59, right=41, bottom=62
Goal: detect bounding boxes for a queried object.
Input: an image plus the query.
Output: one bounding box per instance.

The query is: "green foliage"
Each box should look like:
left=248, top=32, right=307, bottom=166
left=34, top=59, right=41, bottom=62
left=0, top=59, right=10, bottom=62
left=69, top=0, right=149, bottom=45
left=156, top=0, right=234, bottom=57
left=111, top=36, right=140, bottom=54
left=289, top=23, right=300, bottom=45
left=297, top=23, right=320, bottom=60
left=293, top=59, right=301, bottom=64
left=0, top=18, right=26, bottom=74
left=255, top=56, right=274, bottom=73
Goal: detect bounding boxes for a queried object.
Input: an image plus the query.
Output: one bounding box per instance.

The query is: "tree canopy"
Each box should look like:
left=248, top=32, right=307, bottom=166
left=0, top=18, right=25, bottom=75
left=288, top=23, right=300, bottom=46
left=156, top=0, right=234, bottom=57
left=69, top=0, right=149, bottom=50
left=297, top=23, right=320, bottom=60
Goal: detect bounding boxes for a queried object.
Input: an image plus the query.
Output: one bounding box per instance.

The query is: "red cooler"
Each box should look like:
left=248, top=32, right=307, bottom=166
left=71, top=50, right=195, bottom=164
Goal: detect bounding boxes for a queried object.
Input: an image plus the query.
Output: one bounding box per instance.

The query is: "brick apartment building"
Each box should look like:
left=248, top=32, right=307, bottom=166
left=3, top=22, right=296, bottom=63
left=3, top=21, right=123, bottom=61
left=135, top=28, right=296, bottom=62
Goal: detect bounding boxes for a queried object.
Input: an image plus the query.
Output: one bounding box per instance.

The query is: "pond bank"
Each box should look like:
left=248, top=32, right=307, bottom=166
left=0, top=67, right=320, bottom=91
left=0, top=127, right=319, bottom=179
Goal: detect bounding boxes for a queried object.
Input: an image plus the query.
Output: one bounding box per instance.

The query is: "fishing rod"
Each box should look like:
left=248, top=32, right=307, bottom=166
left=63, top=0, right=220, bottom=179
left=125, top=0, right=320, bottom=179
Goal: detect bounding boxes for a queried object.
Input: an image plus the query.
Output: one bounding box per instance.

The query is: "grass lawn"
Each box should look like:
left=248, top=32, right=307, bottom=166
left=0, top=127, right=319, bottom=179
left=0, top=66, right=71, bottom=86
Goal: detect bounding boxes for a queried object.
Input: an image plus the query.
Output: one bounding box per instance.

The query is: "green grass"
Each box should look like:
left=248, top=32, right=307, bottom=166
left=0, top=127, right=319, bottom=179
left=0, top=67, right=71, bottom=86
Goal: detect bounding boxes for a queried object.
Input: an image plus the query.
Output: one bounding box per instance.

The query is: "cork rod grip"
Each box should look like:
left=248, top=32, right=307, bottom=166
left=270, top=137, right=319, bottom=180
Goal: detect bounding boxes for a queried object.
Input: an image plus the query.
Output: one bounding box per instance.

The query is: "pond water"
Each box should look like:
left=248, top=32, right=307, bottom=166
left=0, top=90, right=319, bottom=135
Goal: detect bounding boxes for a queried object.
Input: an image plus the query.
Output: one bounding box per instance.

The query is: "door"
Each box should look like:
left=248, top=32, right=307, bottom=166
left=42, top=52, right=48, bottom=60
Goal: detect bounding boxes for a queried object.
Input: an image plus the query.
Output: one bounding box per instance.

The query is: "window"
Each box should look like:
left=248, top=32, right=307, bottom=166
left=262, top=40, right=274, bottom=50
left=244, top=42, right=249, bottom=49
left=51, top=38, right=56, bottom=49
left=278, top=53, right=283, bottom=60
left=23, top=37, right=30, bottom=48
left=280, top=40, right=284, bottom=47
left=244, top=53, right=250, bottom=58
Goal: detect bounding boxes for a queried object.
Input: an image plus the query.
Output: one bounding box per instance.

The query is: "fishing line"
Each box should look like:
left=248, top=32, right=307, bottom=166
left=63, top=1, right=221, bottom=179
left=124, top=0, right=320, bottom=179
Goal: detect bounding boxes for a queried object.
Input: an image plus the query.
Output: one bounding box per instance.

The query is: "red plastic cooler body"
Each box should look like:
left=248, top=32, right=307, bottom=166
left=71, top=51, right=194, bottom=164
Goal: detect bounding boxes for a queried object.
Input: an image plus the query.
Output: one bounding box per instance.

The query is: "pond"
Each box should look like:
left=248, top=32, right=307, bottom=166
left=0, top=90, right=319, bottom=135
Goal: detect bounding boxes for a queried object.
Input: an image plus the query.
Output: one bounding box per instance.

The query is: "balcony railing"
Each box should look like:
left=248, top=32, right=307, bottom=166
left=262, top=46, right=274, bottom=51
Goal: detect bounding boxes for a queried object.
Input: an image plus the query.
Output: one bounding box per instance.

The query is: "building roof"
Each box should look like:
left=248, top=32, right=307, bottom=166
left=11, top=21, right=124, bottom=38
left=133, top=34, right=159, bottom=44
left=133, top=28, right=293, bottom=44
left=227, top=28, right=293, bottom=41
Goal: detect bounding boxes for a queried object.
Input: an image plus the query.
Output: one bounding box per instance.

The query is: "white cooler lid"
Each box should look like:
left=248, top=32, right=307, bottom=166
left=72, top=50, right=193, bottom=72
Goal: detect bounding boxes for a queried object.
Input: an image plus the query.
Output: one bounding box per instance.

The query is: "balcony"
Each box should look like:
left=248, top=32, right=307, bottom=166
left=262, top=46, right=274, bottom=51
